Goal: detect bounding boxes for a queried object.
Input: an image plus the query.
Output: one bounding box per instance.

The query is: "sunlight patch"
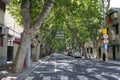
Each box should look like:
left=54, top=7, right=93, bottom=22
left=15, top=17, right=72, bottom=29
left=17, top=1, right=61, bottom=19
left=0, top=71, right=9, bottom=74
left=86, top=68, right=97, bottom=73
left=1, top=76, right=17, bottom=80
left=77, top=75, right=88, bottom=80
left=93, top=75, right=108, bottom=80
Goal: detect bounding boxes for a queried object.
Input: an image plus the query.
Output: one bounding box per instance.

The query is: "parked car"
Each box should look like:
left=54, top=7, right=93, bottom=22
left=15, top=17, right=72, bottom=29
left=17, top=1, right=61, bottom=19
left=73, top=52, right=82, bottom=58
left=63, top=52, right=68, bottom=55
left=67, top=51, right=72, bottom=56
left=70, top=52, right=75, bottom=57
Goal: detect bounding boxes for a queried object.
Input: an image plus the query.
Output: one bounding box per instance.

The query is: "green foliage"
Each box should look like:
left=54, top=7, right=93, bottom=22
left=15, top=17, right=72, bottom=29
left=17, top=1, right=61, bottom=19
left=30, top=0, right=44, bottom=22
left=7, top=0, right=22, bottom=25
left=7, top=0, right=44, bottom=25
left=7, top=0, right=103, bottom=52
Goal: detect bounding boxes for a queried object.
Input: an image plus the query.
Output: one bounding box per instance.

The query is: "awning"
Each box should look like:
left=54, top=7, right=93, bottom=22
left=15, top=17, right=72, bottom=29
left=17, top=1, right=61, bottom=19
left=13, top=38, right=21, bottom=44
left=13, top=38, right=35, bottom=48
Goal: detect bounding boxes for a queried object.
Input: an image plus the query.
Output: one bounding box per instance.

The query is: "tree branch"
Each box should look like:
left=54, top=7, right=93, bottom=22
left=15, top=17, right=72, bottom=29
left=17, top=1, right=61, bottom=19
left=21, top=0, right=31, bottom=29
left=30, top=0, right=55, bottom=37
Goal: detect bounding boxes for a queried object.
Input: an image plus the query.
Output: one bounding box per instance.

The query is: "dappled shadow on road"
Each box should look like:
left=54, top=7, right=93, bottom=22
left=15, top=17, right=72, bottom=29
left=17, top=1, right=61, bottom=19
left=24, top=54, right=120, bottom=80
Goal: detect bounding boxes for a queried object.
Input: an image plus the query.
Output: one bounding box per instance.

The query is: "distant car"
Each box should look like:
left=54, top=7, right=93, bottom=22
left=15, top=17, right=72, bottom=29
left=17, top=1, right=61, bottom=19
left=67, top=52, right=72, bottom=56
left=63, top=52, right=68, bottom=55
left=70, top=52, right=74, bottom=57
left=73, top=52, right=82, bottom=58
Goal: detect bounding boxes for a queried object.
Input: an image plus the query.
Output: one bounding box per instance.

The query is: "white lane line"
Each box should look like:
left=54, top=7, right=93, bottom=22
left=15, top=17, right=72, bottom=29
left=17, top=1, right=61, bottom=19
left=24, top=76, right=34, bottom=80
left=110, top=75, right=120, bottom=79
left=77, top=75, right=88, bottom=80
left=43, top=76, right=51, bottom=80
left=60, top=76, right=68, bottom=80
left=94, top=75, right=108, bottom=80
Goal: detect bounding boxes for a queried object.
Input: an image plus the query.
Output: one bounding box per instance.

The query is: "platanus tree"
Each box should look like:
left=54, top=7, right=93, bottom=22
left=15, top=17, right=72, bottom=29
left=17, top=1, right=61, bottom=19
left=8, top=0, right=55, bottom=73
left=7, top=0, right=104, bottom=73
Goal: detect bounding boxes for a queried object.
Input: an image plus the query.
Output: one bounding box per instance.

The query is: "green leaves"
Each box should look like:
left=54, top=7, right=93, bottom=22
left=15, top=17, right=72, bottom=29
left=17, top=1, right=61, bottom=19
left=7, top=0, right=103, bottom=52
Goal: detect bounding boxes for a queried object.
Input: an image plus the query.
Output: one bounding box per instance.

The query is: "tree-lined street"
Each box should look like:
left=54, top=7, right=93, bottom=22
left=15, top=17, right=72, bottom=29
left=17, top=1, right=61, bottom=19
left=2, top=0, right=120, bottom=80
left=18, top=53, right=120, bottom=80
left=6, top=0, right=105, bottom=73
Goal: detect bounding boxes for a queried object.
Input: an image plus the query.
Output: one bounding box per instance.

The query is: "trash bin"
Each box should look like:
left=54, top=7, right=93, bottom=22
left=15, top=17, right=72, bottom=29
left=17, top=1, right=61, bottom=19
left=103, top=53, right=106, bottom=61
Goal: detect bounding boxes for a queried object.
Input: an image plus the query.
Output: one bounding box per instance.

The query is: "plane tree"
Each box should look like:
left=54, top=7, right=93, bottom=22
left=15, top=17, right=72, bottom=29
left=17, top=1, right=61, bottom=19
left=7, top=0, right=55, bottom=73
left=7, top=0, right=103, bottom=73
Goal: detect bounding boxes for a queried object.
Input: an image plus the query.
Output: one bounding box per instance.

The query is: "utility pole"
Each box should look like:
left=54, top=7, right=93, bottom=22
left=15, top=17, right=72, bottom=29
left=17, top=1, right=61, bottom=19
left=102, top=0, right=110, bottom=61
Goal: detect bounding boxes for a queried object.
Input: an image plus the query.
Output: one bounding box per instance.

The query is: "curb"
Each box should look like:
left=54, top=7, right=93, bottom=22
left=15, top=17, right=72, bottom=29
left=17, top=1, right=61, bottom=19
left=16, top=56, right=50, bottom=80
left=105, top=61, right=120, bottom=66
left=93, top=59, right=120, bottom=66
left=16, top=62, right=40, bottom=80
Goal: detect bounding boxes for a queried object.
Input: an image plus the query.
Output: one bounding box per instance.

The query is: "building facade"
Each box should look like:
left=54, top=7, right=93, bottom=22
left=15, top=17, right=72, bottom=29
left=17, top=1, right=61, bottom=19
left=107, top=8, right=120, bottom=60
left=0, top=0, right=8, bottom=65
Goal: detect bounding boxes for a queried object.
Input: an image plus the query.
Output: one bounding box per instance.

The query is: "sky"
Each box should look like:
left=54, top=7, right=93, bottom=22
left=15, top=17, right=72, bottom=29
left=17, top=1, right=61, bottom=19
left=110, top=0, right=120, bottom=8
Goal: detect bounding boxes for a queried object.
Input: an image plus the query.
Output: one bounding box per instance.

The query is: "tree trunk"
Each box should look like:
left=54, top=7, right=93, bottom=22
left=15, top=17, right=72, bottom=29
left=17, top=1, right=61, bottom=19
left=81, top=43, right=88, bottom=59
left=12, top=0, right=55, bottom=73
left=33, top=41, right=41, bottom=62
left=12, top=29, right=31, bottom=73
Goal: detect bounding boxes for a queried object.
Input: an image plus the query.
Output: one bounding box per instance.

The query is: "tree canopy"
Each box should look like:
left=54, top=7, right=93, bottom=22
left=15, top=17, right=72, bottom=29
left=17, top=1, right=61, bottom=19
left=7, top=0, right=103, bottom=56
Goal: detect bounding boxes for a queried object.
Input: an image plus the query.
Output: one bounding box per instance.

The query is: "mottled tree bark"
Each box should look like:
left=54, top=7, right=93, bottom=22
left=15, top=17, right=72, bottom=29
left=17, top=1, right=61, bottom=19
left=12, top=0, right=55, bottom=73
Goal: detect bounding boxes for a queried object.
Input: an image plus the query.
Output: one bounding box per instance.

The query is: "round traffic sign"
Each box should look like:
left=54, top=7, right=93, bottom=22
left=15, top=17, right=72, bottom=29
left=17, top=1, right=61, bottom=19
left=103, top=39, right=109, bottom=44
left=103, top=34, right=108, bottom=38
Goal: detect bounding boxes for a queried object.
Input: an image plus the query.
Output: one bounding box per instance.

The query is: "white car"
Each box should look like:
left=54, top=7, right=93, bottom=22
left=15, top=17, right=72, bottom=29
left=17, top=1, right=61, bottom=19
left=73, top=52, right=82, bottom=58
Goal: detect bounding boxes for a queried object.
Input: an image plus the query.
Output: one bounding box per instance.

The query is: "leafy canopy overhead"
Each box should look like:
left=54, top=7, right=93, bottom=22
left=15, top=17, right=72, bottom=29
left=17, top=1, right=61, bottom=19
left=7, top=0, right=103, bottom=51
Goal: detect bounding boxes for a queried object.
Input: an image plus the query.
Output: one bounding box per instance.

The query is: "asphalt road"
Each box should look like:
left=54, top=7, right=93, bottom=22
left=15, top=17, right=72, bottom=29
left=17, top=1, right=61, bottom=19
left=21, top=53, right=120, bottom=80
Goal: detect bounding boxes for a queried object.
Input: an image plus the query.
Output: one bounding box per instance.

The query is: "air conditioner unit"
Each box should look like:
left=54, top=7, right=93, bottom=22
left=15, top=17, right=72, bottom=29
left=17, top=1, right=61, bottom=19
left=0, top=26, right=8, bottom=35
left=111, top=12, right=118, bottom=19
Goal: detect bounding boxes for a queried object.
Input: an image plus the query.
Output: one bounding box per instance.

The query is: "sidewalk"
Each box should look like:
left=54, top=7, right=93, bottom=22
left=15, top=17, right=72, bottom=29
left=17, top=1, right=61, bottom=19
left=0, top=61, right=39, bottom=80
left=0, top=56, right=50, bottom=80
left=106, top=60, right=120, bottom=66
left=94, top=58, right=120, bottom=66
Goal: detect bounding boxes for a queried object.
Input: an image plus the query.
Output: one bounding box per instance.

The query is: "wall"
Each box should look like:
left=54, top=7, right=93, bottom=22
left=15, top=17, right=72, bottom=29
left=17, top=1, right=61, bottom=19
left=0, top=9, right=4, bottom=24
left=0, top=5, right=8, bottom=64
left=107, top=8, right=120, bottom=60
left=0, top=36, right=7, bottom=64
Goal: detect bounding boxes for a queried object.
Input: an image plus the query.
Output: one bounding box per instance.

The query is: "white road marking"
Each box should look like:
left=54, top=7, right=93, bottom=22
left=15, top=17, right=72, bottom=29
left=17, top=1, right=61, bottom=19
left=43, top=76, right=51, bottom=80
left=33, top=71, right=41, bottom=74
left=60, top=76, right=68, bottom=80
left=94, top=75, right=108, bottom=80
left=102, top=72, right=120, bottom=80
left=1, top=76, right=17, bottom=80
left=77, top=75, right=88, bottom=80
left=86, top=68, right=97, bottom=73
left=110, top=75, right=120, bottom=80
left=24, top=76, right=34, bottom=80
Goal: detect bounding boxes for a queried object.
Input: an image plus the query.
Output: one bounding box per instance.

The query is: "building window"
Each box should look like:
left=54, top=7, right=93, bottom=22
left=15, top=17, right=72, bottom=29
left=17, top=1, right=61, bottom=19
left=87, top=48, right=89, bottom=53
left=0, top=35, right=3, bottom=47
left=117, top=46, right=119, bottom=52
left=116, top=24, right=119, bottom=34
left=90, top=47, right=93, bottom=53
left=113, top=23, right=119, bottom=34
left=107, top=28, right=109, bottom=34
left=0, top=27, right=2, bottom=33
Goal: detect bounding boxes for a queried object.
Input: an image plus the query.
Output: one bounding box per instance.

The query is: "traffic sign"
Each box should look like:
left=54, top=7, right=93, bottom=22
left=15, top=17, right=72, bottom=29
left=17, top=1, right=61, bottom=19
left=102, top=28, right=107, bottom=34
left=103, top=34, right=108, bottom=38
left=104, top=44, right=108, bottom=50
left=103, top=39, right=109, bottom=44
